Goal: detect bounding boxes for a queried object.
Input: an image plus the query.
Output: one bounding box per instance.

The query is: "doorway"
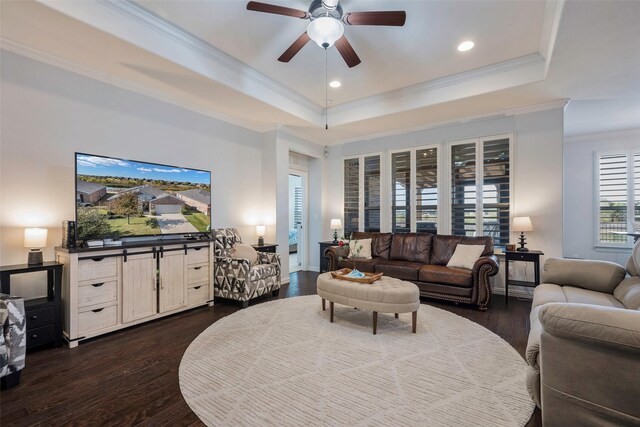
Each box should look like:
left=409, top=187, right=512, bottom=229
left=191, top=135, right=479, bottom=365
left=289, top=172, right=306, bottom=272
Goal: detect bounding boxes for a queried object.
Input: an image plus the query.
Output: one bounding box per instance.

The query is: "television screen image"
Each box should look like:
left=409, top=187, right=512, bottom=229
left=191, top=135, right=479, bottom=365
left=75, top=153, right=211, bottom=240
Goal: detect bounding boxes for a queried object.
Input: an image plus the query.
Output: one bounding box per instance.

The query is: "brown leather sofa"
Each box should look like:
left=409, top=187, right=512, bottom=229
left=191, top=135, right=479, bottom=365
left=325, top=232, right=500, bottom=310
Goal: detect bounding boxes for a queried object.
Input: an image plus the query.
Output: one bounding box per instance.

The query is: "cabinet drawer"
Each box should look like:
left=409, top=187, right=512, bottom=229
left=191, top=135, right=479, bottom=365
left=27, top=325, right=56, bottom=350
left=188, top=285, right=209, bottom=305
left=26, top=306, right=55, bottom=331
left=78, top=257, right=118, bottom=281
left=186, top=247, right=209, bottom=265
left=79, top=304, right=117, bottom=335
left=187, top=264, right=209, bottom=284
left=79, top=280, right=117, bottom=308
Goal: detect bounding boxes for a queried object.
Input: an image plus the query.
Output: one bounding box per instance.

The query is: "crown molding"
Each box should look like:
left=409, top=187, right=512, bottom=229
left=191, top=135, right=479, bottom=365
left=327, top=53, right=547, bottom=127
left=0, top=39, right=276, bottom=133
left=564, top=127, right=640, bottom=144
left=324, top=99, right=569, bottom=146
left=36, top=0, right=323, bottom=126
left=540, top=0, right=565, bottom=75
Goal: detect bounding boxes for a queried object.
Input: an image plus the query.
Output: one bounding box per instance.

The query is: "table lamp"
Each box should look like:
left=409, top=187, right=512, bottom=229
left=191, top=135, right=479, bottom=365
left=256, top=225, right=266, bottom=246
left=25, top=227, right=47, bottom=265
left=330, top=219, right=343, bottom=244
left=512, top=217, right=533, bottom=252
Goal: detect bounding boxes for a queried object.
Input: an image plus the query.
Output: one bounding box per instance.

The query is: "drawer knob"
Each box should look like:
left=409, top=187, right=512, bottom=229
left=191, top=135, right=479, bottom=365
left=31, top=334, right=38, bottom=339
left=91, top=257, right=105, bottom=262
left=194, top=286, right=202, bottom=290
left=92, top=308, right=105, bottom=313
left=31, top=315, right=38, bottom=320
left=92, top=282, right=105, bottom=287
left=194, top=266, right=202, bottom=270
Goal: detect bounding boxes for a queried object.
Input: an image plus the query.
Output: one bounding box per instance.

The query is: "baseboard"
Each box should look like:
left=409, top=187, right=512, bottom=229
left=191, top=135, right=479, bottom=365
left=281, top=277, right=290, bottom=285
left=306, top=266, right=320, bottom=272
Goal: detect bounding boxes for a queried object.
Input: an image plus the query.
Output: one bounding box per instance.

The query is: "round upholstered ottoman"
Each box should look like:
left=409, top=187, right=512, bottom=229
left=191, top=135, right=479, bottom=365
left=316, top=272, right=420, bottom=334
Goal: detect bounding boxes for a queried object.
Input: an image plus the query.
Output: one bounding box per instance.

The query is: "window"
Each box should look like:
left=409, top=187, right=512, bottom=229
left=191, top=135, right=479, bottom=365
left=343, top=154, right=381, bottom=236
left=416, top=148, right=438, bottom=233
left=343, top=158, right=359, bottom=235
left=364, top=156, right=381, bottom=232
left=450, top=137, right=511, bottom=246
left=597, top=150, right=640, bottom=245
left=391, top=151, right=411, bottom=232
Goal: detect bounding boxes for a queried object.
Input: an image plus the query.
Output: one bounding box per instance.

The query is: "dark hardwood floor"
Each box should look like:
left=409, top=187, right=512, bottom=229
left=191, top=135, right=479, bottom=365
left=1, top=271, right=540, bottom=426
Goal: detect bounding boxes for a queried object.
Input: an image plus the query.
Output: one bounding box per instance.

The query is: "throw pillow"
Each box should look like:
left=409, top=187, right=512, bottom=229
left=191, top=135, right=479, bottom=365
left=447, top=244, right=485, bottom=270
left=349, top=238, right=372, bottom=259
left=232, top=243, right=258, bottom=266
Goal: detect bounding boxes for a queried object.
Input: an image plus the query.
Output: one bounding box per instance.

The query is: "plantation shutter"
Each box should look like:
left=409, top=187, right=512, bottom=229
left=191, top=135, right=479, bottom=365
left=451, top=143, right=476, bottom=236
left=635, top=152, right=640, bottom=229
left=598, top=153, right=628, bottom=244
left=392, top=151, right=411, bottom=233
left=364, top=155, right=381, bottom=232
left=344, top=158, right=359, bottom=236
left=415, top=148, right=438, bottom=233
left=482, top=139, right=510, bottom=246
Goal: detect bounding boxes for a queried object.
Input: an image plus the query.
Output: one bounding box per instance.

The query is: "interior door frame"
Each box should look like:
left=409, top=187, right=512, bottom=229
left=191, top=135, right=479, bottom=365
left=289, top=169, right=308, bottom=271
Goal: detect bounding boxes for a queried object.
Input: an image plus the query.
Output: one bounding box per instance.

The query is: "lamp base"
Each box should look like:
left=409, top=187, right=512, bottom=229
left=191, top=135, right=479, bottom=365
left=333, top=229, right=339, bottom=244
left=516, top=232, right=529, bottom=252
left=28, top=249, right=43, bottom=265
left=257, top=237, right=264, bottom=246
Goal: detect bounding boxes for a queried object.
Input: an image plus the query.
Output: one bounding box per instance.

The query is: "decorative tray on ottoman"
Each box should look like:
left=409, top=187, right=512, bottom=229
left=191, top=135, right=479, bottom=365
left=331, top=268, right=384, bottom=284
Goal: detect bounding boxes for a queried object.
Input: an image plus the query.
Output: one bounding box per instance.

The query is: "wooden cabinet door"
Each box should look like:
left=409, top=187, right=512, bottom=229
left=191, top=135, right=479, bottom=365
left=122, top=253, right=157, bottom=323
left=159, top=251, right=186, bottom=313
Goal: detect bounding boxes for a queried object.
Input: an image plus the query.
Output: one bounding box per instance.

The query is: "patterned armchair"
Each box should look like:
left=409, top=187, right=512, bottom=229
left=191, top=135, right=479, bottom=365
left=1, top=294, right=26, bottom=389
left=213, top=228, right=281, bottom=308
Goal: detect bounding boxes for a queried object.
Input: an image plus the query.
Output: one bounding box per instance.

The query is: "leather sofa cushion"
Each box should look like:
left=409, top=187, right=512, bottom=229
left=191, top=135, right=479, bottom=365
left=351, top=232, right=392, bottom=260
left=562, top=287, right=625, bottom=308
left=375, top=260, right=422, bottom=281
left=419, top=265, right=473, bottom=288
left=543, top=258, right=626, bottom=294
left=461, top=236, right=494, bottom=257
left=337, top=258, right=380, bottom=273
left=389, top=233, right=432, bottom=263
left=430, top=235, right=463, bottom=265
left=614, top=276, right=640, bottom=310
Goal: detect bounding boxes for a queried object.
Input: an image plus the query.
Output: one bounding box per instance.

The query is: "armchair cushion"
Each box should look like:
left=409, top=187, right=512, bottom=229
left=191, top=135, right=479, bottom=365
left=542, top=258, right=626, bottom=293
left=614, top=276, right=640, bottom=310
left=249, top=264, right=278, bottom=282
left=419, top=265, right=473, bottom=288
left=0, top=294, right=26, bottom=379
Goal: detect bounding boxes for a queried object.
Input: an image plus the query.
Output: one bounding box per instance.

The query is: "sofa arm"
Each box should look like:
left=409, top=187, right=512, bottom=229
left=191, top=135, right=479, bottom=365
left=471, top=255, right=499, bottom=310
left=539, top=303, right=640, bottom=425
left=472, top=255, right=499, bottom=276
left=325, top=245, right=349, bottom=271
left=258, top=251, right=281, bottom=276
left=214, top=256, right=251, bottom=280
left=539, top=303, right=640, bottom=352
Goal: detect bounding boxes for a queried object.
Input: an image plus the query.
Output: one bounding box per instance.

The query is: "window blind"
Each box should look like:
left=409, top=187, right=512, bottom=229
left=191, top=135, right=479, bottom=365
left=482, top=139, right=510, bottom=246
left=451, top=143, right=476, bottom=236
left=416, top=148, right=438, bottom=234
left=343, top=158, right=359, bottom=236
left=364, top=155, right=381, bottom=232
left=635, top=152, right=640, bottom=228
left=598, top=153, right=627, bottom=243
left=392, top=151, right=411, bottom=233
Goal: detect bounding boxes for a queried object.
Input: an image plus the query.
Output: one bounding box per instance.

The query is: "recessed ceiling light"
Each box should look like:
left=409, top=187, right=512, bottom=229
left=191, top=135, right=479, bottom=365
left=329, top=80, right=342, bottom=88
left=457, top=41, right=475, bottom=52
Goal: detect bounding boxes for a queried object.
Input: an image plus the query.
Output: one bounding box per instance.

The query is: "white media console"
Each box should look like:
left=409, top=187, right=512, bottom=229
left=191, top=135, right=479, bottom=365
left=55, top=239, right=214, bottom=348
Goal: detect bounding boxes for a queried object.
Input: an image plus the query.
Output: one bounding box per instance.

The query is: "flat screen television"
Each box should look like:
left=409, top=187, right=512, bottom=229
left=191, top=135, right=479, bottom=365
left=75, top=153, right=211, bottom=241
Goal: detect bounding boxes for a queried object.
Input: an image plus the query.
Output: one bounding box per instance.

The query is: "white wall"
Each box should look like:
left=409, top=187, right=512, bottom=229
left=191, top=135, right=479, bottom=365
left=0, top=51, right=265, bottom=297
left=324, top=108, right=565, bottom=294
left=564, top=129, right=640, bottom=265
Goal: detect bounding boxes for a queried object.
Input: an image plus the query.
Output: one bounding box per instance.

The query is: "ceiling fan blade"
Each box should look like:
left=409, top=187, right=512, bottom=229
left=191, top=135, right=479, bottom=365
left=246, top=1, right=309, bottom=19
left=335, top=36, right=361, bottom=68
left=278, top=32, right=311, bottom=63
left=343, top=11, right=406, bottom=26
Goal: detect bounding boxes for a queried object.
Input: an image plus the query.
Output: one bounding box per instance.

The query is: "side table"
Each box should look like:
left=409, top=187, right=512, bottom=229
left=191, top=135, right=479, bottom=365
left=251, top=243, right=278, bottom=253
left=0, top=262, right=64, bottom=351
left=504, top=250, right=544, bottom=302
left=319, top=241, right=338, bottom=273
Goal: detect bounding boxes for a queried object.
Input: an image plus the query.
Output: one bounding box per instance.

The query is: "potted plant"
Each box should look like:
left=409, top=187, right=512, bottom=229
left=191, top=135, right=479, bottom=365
left=337, top=235, right=365, bottom=278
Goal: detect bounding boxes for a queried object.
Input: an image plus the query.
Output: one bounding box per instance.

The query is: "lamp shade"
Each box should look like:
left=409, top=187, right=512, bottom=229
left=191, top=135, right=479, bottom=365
left=307, top=17, right=344, bottom=48
left=24, top=228, right=47, bottom=248
left=255, top=225, right=266, bottom=237
left=330, top=219, right=343, bottom=230
left=512, top=217, right=533, bottom=232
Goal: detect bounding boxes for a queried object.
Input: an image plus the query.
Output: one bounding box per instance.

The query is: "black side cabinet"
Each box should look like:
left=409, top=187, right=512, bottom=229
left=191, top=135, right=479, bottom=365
left=319, top=241, right=338, bottom=273
left=504, top=250, right=544, bottom=302
left=251, top=243, right=278, bottom=253
left=0, top=262, right=64, bottom=351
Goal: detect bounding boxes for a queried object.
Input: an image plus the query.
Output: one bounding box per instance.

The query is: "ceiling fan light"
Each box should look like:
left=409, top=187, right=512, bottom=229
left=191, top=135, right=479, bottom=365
left=307, top=17, right=344, bottom=48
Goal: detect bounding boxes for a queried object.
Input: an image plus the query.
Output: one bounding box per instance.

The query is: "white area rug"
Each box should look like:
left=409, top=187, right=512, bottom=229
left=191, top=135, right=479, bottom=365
left=180, top=295, right=534, bottom=426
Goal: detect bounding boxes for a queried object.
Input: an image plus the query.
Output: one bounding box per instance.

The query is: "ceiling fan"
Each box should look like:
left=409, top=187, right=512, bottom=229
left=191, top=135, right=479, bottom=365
left=247, top=0, right=406, bottom=68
